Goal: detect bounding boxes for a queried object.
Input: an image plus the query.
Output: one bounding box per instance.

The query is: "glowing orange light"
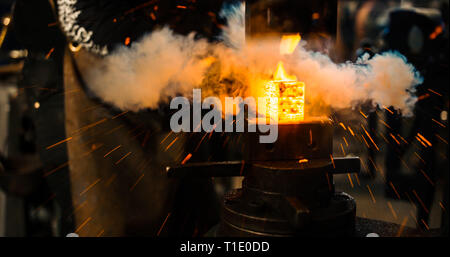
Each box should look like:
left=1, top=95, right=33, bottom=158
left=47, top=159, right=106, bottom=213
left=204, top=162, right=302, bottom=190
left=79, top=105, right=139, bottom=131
left=265, top=61, right=305, bottom=123
left=263, top=34, right=305, bottom=123
left=312, top=12, right=320, bottom=20
left=280, top=34, right=301, bottom=55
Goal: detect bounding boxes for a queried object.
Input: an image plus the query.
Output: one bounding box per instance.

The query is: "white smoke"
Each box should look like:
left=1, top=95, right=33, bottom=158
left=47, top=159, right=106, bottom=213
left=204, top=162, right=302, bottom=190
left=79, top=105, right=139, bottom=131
left=85, top=28, right=213, bottom=110
left=85, top=3, right=422, bottom=116
left=219, top=1, right=245, bottom=50
left=288, top=49, right=421, bottom=115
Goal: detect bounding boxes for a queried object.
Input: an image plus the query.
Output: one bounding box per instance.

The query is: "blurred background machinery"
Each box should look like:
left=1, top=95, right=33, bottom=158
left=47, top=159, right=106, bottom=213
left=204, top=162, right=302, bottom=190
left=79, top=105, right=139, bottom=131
left=0, top=0, right=69, bottom=236
left=335, top=0, right=448, bottom=234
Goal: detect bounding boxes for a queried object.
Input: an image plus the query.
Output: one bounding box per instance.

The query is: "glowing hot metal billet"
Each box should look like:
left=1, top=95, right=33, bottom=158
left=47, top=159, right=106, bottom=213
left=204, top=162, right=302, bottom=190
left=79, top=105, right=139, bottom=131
left=265, top=61, right=305, bottom=123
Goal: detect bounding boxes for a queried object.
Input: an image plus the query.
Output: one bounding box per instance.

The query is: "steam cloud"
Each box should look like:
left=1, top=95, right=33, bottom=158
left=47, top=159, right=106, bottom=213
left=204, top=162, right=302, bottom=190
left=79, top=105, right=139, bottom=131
left=85, top=3, right=422, bottom=116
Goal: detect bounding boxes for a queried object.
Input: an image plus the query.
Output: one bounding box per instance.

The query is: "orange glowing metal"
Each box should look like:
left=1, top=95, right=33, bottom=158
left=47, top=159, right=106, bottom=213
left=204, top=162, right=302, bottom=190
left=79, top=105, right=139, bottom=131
left=379, top=119, right=391, bottom=129
left=273, top=61, right=297, bottom=81
left=361, top=134, right=370, bottom=148
left=359, top=110, right=368, bottom=119
left=431, top=118, right=445, bottom=128
left=347, top=174, right=354, bottom=188
left=396, top=216, right=409, bottom=237
left=72, top=118, right=107, bottom=135
left=389, top=133, right=400, bottom=145
left=366, top=185, right=376, bottom=204
left=383, top=106, right=394, bottom=115
left=416, top=133, right=432, bottom=147
left=379, top=133, right=389, bottom=144
left=414, top=152, right=425, bottom=164
left=340, top=143, right=345, bottom=155
left=105, top=173, right=118, bottom=186
left=325, top=173, right=332, bottom=191
left=348, top=126, right=355, bottom=137
left=72, top=201, right=87, bottom=215
left=343, top=136, right=348, bottom=147
left=112, top=110, right=129, bottom=119
left=103, top=145, right=121, bottom=157
left=130, top=173, right=145, bottom=191
left=436, top=134, right=448, bottom=145
left=165, top=137, right=178, bottom=151
left=75, top=217, right=92, bottom=234
left=96, top=229, right=105, bottom=237
left=45, top=48, right=55, bottom=59
left=298, top=159, right=309, bottom=164
left=419, top=169, right=434, bottom=186
left=115, top=151, right=131, bottom=164
left=439, top=201, right=446, bottom=211
left=387, top=201, right=397, bottom=220
left=264, top=34, right=305, bottom=123
left=79, top=178, right=101, bottom=196
left=413, top=190, right=429, bottom=214
left=397, top=134, right=408, bottom=144
left=157, top=213, right=172, bottom=236
left=361, top=124, right=379, bottom=151
left=312, top=13, right=320, bottom=20
left=389, top=182, right=401, bottom=199
left=181, top=153, right=192, bottom=165
left=421, top=219, right=430, bottom=230
left=280, top=34, right=301, bottom=55
left=160, top=131, right=173, bottom=144
left=46, top=137, right=73, bottom=150
left=44, top=161, right=69, bottom=177
left=265, top=61, right=305, bottom=123
left=354, top=173, right=360, bottom=186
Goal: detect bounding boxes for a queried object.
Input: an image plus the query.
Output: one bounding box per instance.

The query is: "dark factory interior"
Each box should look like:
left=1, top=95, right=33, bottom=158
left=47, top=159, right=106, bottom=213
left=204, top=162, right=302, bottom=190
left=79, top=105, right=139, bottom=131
left=0, top=0, right=448, bottom=241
